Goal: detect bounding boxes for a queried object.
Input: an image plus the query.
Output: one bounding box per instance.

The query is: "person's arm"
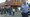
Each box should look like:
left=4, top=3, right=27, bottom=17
left=20, top=7, right=23, bottom=11
left=20, top=7, right=23, bottom=13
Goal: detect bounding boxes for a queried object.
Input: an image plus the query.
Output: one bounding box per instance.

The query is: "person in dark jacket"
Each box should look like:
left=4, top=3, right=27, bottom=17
left=1, top=7, right=4, bottom=15
left=21, top=3, right=29, bottom=17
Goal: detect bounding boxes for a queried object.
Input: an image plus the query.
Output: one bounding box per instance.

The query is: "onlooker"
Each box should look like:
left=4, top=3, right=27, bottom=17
left=12, top=8, right=15, bottom=15
left=1, top=7, right=4, bottom=15
left=8, top=6, right=12, bottom=15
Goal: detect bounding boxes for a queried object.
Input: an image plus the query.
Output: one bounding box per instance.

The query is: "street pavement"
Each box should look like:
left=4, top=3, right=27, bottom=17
left=0, top=11, right=30, bottom=17
left=0, top=11, right=22, bottom=17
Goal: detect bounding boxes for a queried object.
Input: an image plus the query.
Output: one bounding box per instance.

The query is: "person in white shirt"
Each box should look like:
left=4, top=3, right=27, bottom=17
left=12, top=8, right=15, bottom=15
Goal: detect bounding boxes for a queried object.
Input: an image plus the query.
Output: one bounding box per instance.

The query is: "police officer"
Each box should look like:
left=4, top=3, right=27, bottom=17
left=21, top=3, right=29, bottom=17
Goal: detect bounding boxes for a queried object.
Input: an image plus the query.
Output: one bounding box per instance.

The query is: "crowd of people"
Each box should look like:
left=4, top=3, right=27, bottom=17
left=0, top=5, right=15, bottom=16
left=0, top=2, right=29, bottom=17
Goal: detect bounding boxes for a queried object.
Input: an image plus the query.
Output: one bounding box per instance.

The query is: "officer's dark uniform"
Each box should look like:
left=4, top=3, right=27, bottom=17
left=21, top=4, right=29, bottom=17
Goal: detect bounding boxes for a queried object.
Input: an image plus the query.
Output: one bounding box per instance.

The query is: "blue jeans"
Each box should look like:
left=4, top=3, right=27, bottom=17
left=4, top=9, right=7, bottom=14
left=8, top=9, right=12, bottom=15
left=4, top=8, right=12, bottom=15
left=1, top=9, right=4, bottom=14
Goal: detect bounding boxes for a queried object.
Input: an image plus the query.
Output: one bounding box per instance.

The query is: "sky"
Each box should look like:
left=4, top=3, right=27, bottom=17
left=28, top=0, right=30, bottom=3
left=26, top=0, right=30, bottom=3
left=0, top=0, right=6, bottom=3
